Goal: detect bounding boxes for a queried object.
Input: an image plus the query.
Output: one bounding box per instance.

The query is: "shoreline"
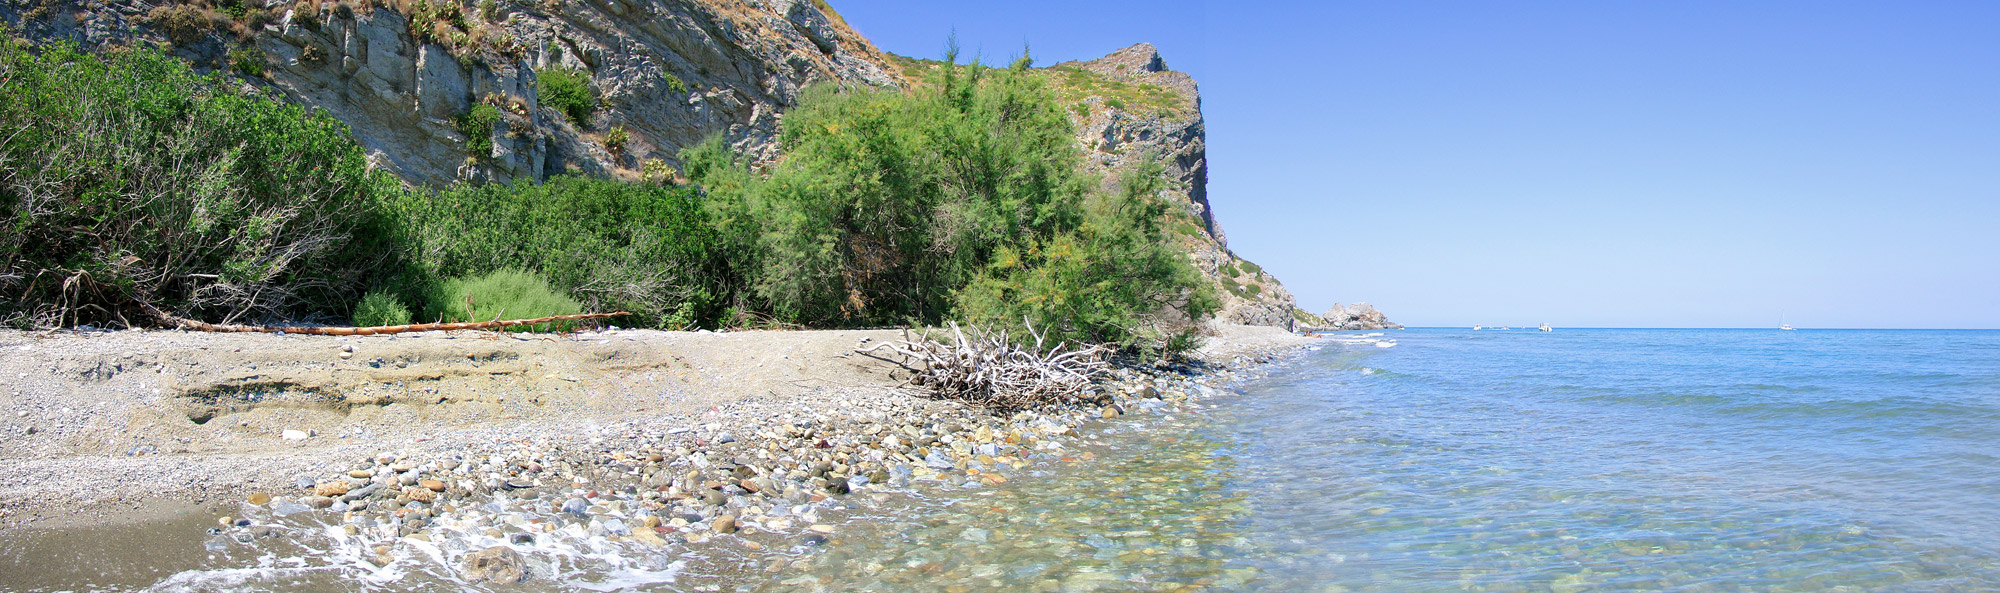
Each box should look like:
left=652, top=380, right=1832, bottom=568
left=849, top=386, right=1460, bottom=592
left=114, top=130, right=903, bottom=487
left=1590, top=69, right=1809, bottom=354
left=0, top=323, right=1315, bottom=589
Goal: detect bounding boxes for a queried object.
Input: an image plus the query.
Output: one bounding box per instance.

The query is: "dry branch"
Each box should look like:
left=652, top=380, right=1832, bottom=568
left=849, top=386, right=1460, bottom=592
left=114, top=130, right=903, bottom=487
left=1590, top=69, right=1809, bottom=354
left=142, top=303, right=627, bottom=335
left=858, top=321, right=1111, bottom=410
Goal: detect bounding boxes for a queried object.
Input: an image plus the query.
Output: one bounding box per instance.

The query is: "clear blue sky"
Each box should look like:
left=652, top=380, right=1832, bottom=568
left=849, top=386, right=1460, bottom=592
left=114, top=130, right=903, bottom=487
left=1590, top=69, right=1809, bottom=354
left=829, top=1, right=2000, bottom=329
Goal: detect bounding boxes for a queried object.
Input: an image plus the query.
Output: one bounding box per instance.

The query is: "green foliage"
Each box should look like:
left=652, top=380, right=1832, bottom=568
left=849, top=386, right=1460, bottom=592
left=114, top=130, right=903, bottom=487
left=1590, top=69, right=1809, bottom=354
left=228, top=45, right=265, bottom=77
left=353, top=290, right=412, bottom=326
left=1221, top=263, right=1239, bottom=278
left=215, top=0, right=250, bottom=19
left=687, top=47, right=1213, bottom=351
left=456, top=103, right=500, bottom=155
left=604, top=124, right=629, bottom=153
left=662, top=71, right=687, bottom=95
left=478, top=0, right=500, bottom=20
left=537, top=67, right=594, bottom=126
left=954, top=163, right=1217, bottom=352
left=1236, top=259, right=1261, bottom=276
left=391, top=175, right=731, bottom=329
left=430, top=270, right=581, bottom=332
left=0, top=35, right=401, bottom=328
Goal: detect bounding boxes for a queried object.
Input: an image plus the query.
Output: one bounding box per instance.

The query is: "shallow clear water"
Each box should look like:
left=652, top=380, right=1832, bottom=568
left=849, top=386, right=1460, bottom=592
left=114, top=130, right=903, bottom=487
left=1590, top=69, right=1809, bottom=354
left=767, top=329, right=2000, bottom=592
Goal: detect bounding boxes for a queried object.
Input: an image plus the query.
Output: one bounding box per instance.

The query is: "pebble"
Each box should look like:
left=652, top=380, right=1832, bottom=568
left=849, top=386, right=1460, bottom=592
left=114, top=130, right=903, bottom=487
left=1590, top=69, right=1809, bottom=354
left=420, top=479, right=446, bottom=492
left=714, top=514, right=739, bottom=534
left=281, top=429, right=310, bottom=441
left=247, top=492, right=271, bottom=506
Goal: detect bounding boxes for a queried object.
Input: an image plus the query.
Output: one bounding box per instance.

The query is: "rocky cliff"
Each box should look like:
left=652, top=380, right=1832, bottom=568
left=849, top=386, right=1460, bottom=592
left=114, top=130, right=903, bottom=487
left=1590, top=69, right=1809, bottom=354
left=4, top=1, right=1313, bottom=329
left=1046, top=44, right=1305, bottom=329
left=3, top=0, right=899, bottom=187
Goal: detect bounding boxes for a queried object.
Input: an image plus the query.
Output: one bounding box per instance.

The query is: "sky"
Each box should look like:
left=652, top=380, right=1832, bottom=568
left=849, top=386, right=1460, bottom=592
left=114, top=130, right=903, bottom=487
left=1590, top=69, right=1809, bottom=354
left=829, top=1, right=2000, bottom=329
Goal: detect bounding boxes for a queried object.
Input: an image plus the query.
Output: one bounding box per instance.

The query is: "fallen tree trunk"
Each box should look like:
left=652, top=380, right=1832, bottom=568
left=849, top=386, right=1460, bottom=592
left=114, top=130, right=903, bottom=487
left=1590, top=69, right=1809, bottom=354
left=141, top=303, right=628, bottom=335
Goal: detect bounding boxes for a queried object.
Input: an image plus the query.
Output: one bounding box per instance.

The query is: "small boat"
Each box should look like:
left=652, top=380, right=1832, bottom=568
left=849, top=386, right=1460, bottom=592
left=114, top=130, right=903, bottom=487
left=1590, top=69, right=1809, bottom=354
left=1538, top=323, right=1552, bottom=332
left=1780, top=324, right=1795, bottom=331
left=1472, top=325, right=1482, bottom=330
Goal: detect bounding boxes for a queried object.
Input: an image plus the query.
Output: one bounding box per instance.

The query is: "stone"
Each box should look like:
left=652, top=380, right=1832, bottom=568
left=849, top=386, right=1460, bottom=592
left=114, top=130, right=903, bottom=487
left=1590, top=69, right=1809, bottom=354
left=305, top=496, right=336, bottom=509
left=271, top=501, right=312, bottom=516
left=281, top=429, right=310, bottom=440
left=714, top=514, right=738, bottom=534
left=460, top=546, right=526, bottom=584
left=420, top=479, right=445, bottom=492
left=349, top=470, right=372, bottom=479
left=403, top=487, right=436, bottom=503
left=631, top=528, right=668, bottom=548
left=315, top=482, right=350, bottom=497
left=561, top=498, right=589, bottom=517
left=247, top=492, right=272, bottom=506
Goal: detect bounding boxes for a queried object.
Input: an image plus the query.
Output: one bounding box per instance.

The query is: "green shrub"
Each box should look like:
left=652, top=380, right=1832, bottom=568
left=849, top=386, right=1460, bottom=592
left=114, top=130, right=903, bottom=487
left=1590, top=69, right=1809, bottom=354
left=478, top=0, right=500, bottom=20
left=684, top=45, right=1213, bottom=350
left=352, top=291, right=411, bottom=326
left=1237, top=259, right=1261, bottom=276
left=663, top=72, right=687, bottom=94
left=604, top=124, right=629, bottom=153
left=430, top=270, right=581, bottom=332
left=537, top=67, right=594, bottom=125
left=954, top=163, right=1216, bottom=353
left=147, top=5, right=214, bottom=45
left=456, top=103, right=500, bottom=155
left=1221, top=263, right=1239, bottom=278
left=228, top=45, right=265, bottom=77
left=0, top=34, right=401, bottom=329
left=391, top=175, right=731, bottom=329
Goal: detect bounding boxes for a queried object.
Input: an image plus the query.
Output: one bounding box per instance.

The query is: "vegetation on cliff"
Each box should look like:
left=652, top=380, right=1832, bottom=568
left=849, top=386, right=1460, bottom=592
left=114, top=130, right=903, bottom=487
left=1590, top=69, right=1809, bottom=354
left=1, top=35, right=1210, bottom=352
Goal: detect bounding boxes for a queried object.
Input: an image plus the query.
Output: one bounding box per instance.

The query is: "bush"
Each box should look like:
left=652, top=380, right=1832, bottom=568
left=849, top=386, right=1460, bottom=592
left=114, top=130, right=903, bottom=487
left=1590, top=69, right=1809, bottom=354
left=537, top=67, right=594, bottom=125
left=430, top=270, right=581, bottom=332
left=1237, top=259, right=1262, bottom=276
left=0, top=34, right=400, bottom=328
left=456, top=103, right=500, bottom=155
left=391, top=175, right=732, bottom=329
left=228, top=45, right=265, bottom=77
left=352, top=290, right=411, bottom=326
left=686, top=47, right=1212, bottom=351
left=662, top=72, right=687, bottom=95
left=147, top=5, right=215, bottom=45
left=604, top=124, right=629, bottom=153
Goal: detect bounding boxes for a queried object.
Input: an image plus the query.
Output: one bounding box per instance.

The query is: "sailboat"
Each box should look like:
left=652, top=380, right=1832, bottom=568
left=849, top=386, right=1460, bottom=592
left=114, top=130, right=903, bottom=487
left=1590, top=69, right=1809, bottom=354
left=1538, top=323, right=1552, bottom=332
left=1780, top=310, right=1795, bottom=330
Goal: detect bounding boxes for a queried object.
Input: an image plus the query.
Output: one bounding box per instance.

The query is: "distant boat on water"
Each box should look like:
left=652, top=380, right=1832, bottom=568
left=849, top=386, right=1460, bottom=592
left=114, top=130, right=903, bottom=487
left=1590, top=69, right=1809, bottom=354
left=1473, top=325, right=1482, bottom=330
left=1780, top=324, right=1795, bottom=331
left=1539, top=323, right=1552, bottom=332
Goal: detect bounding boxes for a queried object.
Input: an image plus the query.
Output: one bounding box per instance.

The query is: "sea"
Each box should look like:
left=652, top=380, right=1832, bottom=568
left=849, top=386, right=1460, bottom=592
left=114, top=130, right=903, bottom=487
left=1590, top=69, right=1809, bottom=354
left=766, top=328, right=2000, bottom=592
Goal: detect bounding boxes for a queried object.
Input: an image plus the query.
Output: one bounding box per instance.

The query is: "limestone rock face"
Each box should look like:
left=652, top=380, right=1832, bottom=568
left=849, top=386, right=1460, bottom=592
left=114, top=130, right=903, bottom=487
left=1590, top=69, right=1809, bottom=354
left=1056, top=44, right=1300, bottom=329
left=4, top=0, right=901, bottom=187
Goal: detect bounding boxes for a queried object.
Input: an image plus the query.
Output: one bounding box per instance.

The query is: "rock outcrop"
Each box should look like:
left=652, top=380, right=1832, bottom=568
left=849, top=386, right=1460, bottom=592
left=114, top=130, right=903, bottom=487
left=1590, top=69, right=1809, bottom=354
left=1052, top=44, right=1304, bottom=329
left=1307, top=303, right=1402, bottom=331
left=3, top=0, right=900, bottom=187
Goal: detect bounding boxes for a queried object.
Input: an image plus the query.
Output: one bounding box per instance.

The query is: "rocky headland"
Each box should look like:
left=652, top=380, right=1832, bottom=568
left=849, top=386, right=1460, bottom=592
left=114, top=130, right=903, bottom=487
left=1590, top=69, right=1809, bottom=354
left=1304, top=302, right=1403, bottom=331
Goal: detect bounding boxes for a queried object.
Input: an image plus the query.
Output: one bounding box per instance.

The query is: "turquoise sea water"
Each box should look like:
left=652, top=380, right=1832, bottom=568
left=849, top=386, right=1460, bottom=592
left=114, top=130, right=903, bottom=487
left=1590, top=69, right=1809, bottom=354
left=773, top=329, right=2000, bottom=592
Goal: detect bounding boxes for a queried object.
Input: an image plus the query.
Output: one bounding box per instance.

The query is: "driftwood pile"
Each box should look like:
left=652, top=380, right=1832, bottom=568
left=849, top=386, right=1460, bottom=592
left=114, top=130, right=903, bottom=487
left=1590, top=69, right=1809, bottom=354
left=859, top=321, right=1111, bottom=410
